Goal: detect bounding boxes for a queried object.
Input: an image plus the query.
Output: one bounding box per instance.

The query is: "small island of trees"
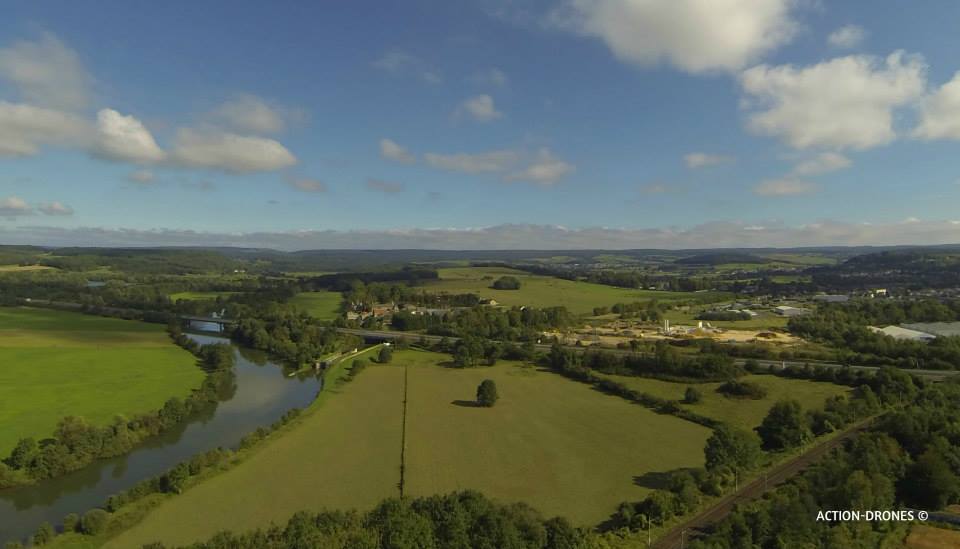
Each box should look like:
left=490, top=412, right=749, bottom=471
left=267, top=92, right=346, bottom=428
left=491, top=276, right=522, bottom=290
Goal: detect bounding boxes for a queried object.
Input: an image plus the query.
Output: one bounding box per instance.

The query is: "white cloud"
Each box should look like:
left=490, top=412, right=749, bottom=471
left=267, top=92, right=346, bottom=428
left=169, top=129, right=296, bottom=173
left=93, top=108, right=165, bottom=164
left=472, top=68, right=508, bottom=87
left=373, top=50, right=442, bottom=83
left=9, top=220, right=960, bottom=250
left=38, top=201, right=73, bottom=216
left=380, top=138, right=415, bottom=164
left=0, top=33, right=90, bottom=110
left=553, top=0, right=797, bottom=73
left=424, top=150, right=519, bottom=174
left=828, top=25, right=866, bottom=49
left=741, top=51, right=926, bottom=150
left=684, top=152, right=733, bottom=169
left=366, top=179, right=405, bottom=193
left=127, top=169, right=155, bottom=184
left=0, top=101, right=88, bottom=157
left=640, top=183, right=670, bottom=195
left=753, top=178, right=818, bottom=196
left=913, top=72, right=960, bottom=140
left=287, top=177, right=327, bottom=193
left=506, top=148, right=574, bottom=185
left=212, top=94, right=294, bottom=134
left=457, top=94, right=503, bottom=122
left=791, top=152, right=851, bottom=176
left=0, top=196, right=33, bottom=218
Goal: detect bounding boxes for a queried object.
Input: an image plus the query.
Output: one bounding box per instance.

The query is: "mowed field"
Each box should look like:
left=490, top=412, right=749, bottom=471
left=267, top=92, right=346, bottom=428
left=289, top=290, right=343, bottom=320
left=602, top=374, right=849, bottom=430
left=425, top=267, right=730, bottom=315
left=0, top=307, right=204, bottom=455
left=108, top=350, right=711, bottom=547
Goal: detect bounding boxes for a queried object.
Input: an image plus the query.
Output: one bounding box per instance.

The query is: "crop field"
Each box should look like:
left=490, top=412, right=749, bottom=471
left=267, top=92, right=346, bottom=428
left=0, top=307, right=203, bottom=455
left=906, top=525, right=960, bottom=549
left=601, top=373, right=849, bottom=430
left=425, top=267, right=730, bottom=315
left=168, top=291, right=237, bottom=301
left=107, top=349, right=711, bottom=546
left=289, top=290, right=343, bottom=320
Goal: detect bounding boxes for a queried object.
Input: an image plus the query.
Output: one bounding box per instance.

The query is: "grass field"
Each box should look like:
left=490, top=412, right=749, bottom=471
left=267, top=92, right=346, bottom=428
left=0, top=264, right=56, bottom=273
left=106, top=349, right=711, bottom=547
left=425, top=267, right=729, bottom=315
left=289, top=290, right=343, bottom=320
left=905, top=525, right=960, bottom=548
left=601, top=373, right=849, bottom=430
left=168, top=291, right=238, bottom=301
left=0, top=307, right=204, bottom=455
left=663, top=309, right=789, bottom=330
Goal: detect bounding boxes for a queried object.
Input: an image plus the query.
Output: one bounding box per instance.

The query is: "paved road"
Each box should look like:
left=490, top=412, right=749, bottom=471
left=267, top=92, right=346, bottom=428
left=653, top=419, right=875, bottom=549
left=335, top=328, right=958, bottom=380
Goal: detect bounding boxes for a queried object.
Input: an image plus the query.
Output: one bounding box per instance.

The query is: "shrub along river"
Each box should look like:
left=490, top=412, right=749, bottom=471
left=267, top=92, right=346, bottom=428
left=1, top=332, right=322, bottom=544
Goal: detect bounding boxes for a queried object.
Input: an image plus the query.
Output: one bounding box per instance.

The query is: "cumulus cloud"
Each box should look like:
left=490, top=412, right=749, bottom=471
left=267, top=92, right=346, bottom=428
left=7, top=220, right=960, bottom=250
left=169, top=129, right=296, bottom=173
left=472, top=68, right=508, bottom=87
left=0, top=196, right=33, bottom=218
left=366, top=178, right=405, bottom=193
left=741, top=51, right=927, bottom=150
left=287, top=177, right=327, bottom=193
left=552, top=0, right=797, bottom=73
left=92, top=108, right=165, bottom=164
left=506, top=148, right=574, bottom=185
left=684, top=152, right=734, bottom=169
left=828, top=25, right=866, bottom=49
left=0, top=33, right=90, bottom=110
left=753, top=178, right=817, bottom=196
left=373, top=50, right=442, bottom=83
left=913, top=72, right=960, bottom=140
left=792, top=152, right=852, bottom=176
left=457, top=94, right=503, bottom=122
left=38, top=201, right=73, bottom=216
left=424, top=150, right=519, bottom=174
left=211, top=94, right=296, bottom=134
left=0, top=101, right=88, bottom=157
left=380, top=138, right=415, bottom=164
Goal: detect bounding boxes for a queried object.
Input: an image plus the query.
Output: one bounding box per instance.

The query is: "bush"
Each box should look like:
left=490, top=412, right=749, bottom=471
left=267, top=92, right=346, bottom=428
left=63, top=512, right=80, bottom=532
left=684, top=386, right=703, bottom=404
left=717, top=379, right=768, bottom=399
left=378, top=345, right=393, bottom=363
left=32, top=522, right=55, bottom=545
left=477, top=379, right=499, bottom=407
left=491, top=276, right=522, bottom=290
left=81, top=508, right=110, bottom=535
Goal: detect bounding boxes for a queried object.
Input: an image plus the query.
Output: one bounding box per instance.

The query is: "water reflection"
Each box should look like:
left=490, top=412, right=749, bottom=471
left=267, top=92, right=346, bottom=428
left=0, top=333, right=321, bottom=543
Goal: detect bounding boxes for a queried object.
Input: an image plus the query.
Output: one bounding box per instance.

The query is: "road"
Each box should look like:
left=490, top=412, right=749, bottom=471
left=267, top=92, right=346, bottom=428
left=652, top=419, right=875, bottom=549
left=335, top=328, right=958, bottom=380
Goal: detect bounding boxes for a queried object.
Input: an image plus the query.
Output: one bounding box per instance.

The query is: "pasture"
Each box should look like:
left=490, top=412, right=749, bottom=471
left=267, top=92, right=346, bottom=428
left=168, top=291, right=237, bottom=302
left=289, top=290, right=343, bottom=320
left=425, top=267, right=729, bottom=315
left=0, top=307, right=203, bottom=455
left=602, top=373, right=849, bottom=430
left=905, top=525, right=960, bottom=549
left=106, top=349, right=711, bottom=547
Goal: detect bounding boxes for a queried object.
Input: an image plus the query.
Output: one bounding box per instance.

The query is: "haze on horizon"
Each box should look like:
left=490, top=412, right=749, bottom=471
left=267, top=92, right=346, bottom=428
left=2, top=1, right=960, bottom=249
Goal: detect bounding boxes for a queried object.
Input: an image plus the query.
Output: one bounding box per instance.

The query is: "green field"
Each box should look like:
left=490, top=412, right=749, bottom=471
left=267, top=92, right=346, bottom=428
left=601, top=374, right=849, bottom=430
left=107, top=350, right=711, bottom=547
left=168, top=291, right=237, bottom=301
left=289, top=290, right=343, bottom=320
left=0, top=264, right=56, bottom=273
left=664, top=309, right=789, bottom=330
left=0, top=307, right=204, bottom=455
left=426, top=267, right=729, bottom=315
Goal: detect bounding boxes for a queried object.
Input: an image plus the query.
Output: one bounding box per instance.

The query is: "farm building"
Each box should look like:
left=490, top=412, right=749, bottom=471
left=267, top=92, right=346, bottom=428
left=868, top=325, right=936, bottom=342
left=774, top=305, right=810, bottom=317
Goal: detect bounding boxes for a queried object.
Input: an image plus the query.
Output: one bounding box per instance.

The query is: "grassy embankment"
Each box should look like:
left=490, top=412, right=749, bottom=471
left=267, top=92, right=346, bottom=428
left=0, top=307, right=203, bottom=455
left=104, top=349, right=712, bottom=547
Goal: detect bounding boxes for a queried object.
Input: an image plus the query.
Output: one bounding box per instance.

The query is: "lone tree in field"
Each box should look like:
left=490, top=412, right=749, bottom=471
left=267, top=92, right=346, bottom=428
left=684, top=386, right=702, bottom=404
left=477, top=379, right=499, bottom=407
left=491, top=276, right=522, bottom=290
left=378, top=345, right=393, bottom=363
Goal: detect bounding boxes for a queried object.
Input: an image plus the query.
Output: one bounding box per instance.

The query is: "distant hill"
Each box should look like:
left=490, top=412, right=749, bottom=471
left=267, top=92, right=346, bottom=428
left=674, top=252, right=771, bottom=266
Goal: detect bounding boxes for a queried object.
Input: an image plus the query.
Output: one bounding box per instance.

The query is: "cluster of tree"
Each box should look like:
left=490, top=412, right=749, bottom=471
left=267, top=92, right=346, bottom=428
left=19, top=508, right=110, bottom=547
left=392, top=305, right=576, bottom=342
left=689, top=377, right=960, bottom=549
left=696, top=310, right=752, bottom=322
left=576, top=342, right=744, bottom=382
left=811, top=249, right=960, bottom=291
left=0, top=334, right=235, bottom=487
left=788, top=300, right=960, bottom=369
left=228, top=302, right=352, bottom=366
left=140, top=491, right=588, bottom=549
left=303, top=269, right=439, bottom=294
left=31, top=248, right=242, bottom=275
left=716, top=379, right=768, bottom=400
left=592, top=300, right=668, bottom=321
left=491, top=275, right=522, bottom=290
left=450, top=336, right=504, bottom=367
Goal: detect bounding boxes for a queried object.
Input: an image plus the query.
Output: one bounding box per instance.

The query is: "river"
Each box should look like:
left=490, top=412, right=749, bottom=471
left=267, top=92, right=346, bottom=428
left=0, top=332, right=322, bottom=543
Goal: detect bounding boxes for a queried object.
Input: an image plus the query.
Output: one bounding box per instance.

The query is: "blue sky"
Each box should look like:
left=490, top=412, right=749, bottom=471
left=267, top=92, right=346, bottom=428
left=2, top=0, right=960, bottom=249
